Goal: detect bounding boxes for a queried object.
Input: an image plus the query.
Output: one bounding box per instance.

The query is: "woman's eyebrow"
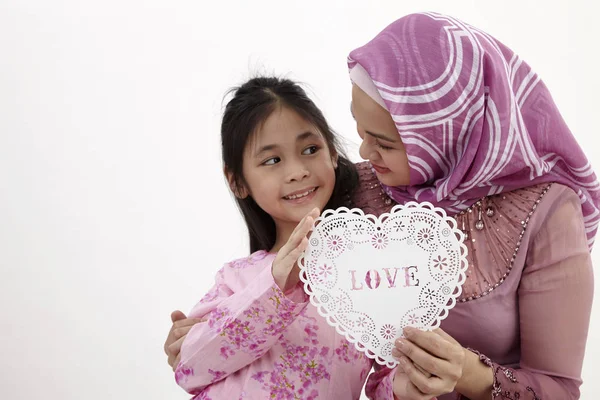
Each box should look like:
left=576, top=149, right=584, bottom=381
left=366, top=130, right=397, bottom=143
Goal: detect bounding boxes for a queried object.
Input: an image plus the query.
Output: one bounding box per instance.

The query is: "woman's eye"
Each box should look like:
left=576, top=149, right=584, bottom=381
left=263, top=157, right=280, bottom=165
left=376, top=142, right=393, bottom=151
left=302, top=145, right=319, bottom=155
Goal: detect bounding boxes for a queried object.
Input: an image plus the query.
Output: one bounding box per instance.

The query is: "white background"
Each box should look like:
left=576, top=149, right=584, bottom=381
left=1, top=0, right=598, bottom=399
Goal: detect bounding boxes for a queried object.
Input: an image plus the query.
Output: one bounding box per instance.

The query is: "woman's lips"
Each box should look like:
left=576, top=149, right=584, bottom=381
left=371, top=163, right=391, bottom=174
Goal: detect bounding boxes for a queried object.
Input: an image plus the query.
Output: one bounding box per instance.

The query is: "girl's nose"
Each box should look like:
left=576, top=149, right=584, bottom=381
left=286, top=161, right=310, bottom=182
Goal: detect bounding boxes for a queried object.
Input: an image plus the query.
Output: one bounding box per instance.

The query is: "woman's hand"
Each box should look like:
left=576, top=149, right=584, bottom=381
left=271, top=207, right=319, bottom=292
left=392, top=327, right=466, bottom=399
left=164, top=310, right=205, bottom=370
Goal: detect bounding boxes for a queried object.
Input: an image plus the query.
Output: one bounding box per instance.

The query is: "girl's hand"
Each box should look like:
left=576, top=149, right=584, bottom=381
left=164, top=310, right=205, bottom=370
left=392, top=327, right=466, bottom=399
left=272, top=207, right=319, bottom=292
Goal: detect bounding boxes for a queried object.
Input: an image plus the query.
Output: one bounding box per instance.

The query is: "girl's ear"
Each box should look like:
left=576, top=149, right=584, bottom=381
left=331, top=152, right=339, bottom=169
left=224, top=168, right=249, bottom=199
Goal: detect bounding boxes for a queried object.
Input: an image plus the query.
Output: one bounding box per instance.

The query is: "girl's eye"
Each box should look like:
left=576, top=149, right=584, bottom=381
left=302, top=145, right=319, bottom=155
left=263, top=157, right=281, bottom=166
left=376, top=142, right=393, bottom=151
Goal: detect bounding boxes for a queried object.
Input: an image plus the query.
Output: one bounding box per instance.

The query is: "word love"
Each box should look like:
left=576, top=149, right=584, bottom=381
left=349, top=266, right=419, bottom=291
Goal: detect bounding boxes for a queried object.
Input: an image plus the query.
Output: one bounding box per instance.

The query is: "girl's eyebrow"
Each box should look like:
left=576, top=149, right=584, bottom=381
left=254, top=131, right=321, bottom=157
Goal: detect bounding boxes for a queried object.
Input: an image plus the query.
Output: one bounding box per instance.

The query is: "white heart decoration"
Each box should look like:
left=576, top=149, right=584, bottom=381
left=299, top=202, right=468, bottom=367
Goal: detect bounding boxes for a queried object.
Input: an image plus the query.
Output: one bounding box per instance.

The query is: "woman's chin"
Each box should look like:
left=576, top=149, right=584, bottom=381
left=376, top=172, right=410, bottom=187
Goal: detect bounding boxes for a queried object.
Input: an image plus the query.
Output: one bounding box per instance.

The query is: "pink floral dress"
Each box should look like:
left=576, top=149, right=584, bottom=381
left=175, top=250, right=376, bottom=399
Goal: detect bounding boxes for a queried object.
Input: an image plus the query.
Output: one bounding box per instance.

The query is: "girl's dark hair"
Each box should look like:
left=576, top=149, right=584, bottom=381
left=221, top=76, right=359, bottom=253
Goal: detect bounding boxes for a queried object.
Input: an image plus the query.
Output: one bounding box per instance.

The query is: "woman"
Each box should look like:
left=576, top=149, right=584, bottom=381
left=165, top=12, right=597, bottom=399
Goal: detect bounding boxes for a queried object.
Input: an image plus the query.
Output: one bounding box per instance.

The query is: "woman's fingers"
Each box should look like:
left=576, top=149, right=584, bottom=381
left=402, top=327, right=457, bottom=362
left=398, top=356, right=443, bottom=397
left=394, top=338, right=451, bottom=377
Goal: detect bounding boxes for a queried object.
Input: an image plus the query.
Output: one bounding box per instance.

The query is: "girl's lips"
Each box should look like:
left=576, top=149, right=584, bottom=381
left=371, top=163, right=391, bottom=174
left=283, top=187, right=318, bottom=204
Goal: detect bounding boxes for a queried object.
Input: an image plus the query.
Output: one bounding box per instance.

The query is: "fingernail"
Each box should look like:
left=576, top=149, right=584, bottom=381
left=403, top=327, right=414, bottom=337
left=396, top=339, right=407, bottom=350
left=399, top=357, right=409, bottom=366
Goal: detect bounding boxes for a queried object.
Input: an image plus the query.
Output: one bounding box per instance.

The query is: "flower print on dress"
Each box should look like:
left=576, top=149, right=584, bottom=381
left=208, top=369, right=227, bottom=383
left=210, top=300, right=287, bottom=361
left=199, top=284, right=221, bottom=303
left=219, top=317, right=268, bottom=360
left=229, top=250, right=270, bottom=269
left=175, top=363, right=194, bottom=385
left=299, top=315, right=321, bottom=346
left=334, top=340, right=373, bottom=385
left=252, top=341, right=332, bottom=399
left=192, top=389, right=214, bottom=400
left=207, top=307, right=232, bottom=332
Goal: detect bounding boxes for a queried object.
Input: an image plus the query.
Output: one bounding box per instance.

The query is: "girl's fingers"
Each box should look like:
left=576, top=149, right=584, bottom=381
left=288, top=208, right=318, bottom=241
left=282, top=215, right=311, bottom=251
left=282, top=217, right=314, bottom=258
left=283, top=237, right=309, bottom=268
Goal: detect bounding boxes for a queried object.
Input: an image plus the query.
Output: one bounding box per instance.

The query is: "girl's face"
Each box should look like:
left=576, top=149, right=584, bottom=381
left=351, top=84, right=410, bottom=186
left=240, top=106, right=337, bottom=234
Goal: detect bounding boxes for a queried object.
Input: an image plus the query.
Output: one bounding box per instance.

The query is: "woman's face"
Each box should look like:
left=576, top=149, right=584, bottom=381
left=351, top=84, right=410, bottom=186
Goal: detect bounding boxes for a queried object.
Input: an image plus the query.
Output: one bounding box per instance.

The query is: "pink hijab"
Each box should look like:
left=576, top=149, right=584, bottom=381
left=348, top=12, right=599, bottom=249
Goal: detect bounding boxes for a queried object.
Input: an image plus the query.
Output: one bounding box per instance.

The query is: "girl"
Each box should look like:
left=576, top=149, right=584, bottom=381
left=171, top=76, right=377, bottom=399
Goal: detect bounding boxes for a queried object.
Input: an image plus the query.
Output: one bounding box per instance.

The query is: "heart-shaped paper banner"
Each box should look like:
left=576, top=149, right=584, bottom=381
left=299, top=202, right=468, bottom=367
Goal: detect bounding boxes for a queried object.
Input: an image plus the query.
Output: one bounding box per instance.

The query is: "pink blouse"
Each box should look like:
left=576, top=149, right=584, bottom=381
left=175, top=250, right=374, bottom=399
left=353, top=162, right=594, bottom=400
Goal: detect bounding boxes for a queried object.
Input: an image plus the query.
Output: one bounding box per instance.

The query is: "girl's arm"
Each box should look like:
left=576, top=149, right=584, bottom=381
left=175, top=209, right=318, bottom=395
left=175, top=262, right=308, bottom=395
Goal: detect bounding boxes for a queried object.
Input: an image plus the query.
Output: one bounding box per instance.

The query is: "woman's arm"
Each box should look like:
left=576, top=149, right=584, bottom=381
left=461, top=188, right=593, bottom=399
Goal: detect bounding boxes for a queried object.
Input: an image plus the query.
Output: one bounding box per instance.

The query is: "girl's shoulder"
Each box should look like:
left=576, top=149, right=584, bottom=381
left=215, top=250, right=277, bottom=289
left=225, top=250, right=275, bottom=271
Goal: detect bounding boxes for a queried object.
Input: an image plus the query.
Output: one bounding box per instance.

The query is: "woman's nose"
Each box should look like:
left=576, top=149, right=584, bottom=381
left=359, top=137, right=376, bottom=161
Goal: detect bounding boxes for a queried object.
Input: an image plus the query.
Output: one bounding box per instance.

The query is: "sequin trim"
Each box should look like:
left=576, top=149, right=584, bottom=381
left=457, top=184, right=552, bottom=303
left=465, top=348, right=542, bottom=400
